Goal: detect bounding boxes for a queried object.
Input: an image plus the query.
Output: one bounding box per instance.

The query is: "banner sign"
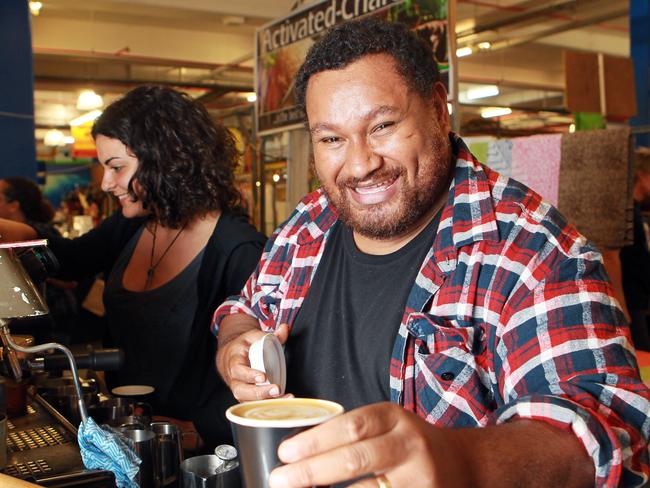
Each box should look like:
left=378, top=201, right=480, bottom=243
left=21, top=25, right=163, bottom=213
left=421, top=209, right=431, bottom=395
left=256, top=0, right=450, bottom=135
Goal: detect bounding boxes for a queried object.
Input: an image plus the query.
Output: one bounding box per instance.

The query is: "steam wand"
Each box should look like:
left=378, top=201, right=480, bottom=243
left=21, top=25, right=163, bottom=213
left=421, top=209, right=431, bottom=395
left=0, top=318, right=88, bottom=425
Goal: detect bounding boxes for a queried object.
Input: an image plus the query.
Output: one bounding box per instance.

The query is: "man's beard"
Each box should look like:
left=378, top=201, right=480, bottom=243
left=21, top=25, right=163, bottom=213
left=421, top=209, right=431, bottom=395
left=319, top=149, right=451, bottom=239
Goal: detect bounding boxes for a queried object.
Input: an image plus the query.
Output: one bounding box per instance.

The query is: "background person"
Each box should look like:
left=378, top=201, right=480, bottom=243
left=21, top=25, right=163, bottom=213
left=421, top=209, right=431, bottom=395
left=0, top=85, right=266, bottom=449
left=620, top=148, right=650, bottom=352
left=0, top=176, right=79, bottom=343
left=215, top=19, right=650, bottom=487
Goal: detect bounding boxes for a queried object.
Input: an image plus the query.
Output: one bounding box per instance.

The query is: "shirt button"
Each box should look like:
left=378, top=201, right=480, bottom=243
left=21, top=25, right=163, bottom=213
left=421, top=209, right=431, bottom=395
left=441, top=372, right=455, bottom=381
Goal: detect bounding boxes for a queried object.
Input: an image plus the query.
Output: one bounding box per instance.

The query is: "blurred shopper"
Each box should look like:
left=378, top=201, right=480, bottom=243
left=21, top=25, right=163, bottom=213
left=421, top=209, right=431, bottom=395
left=0, top=86, right=266, bottom=449
left=0, top=176, right=58, bottom=238
left=0, top=177, right=78, bottom=342
left=620, top=148, right=650, bottom=351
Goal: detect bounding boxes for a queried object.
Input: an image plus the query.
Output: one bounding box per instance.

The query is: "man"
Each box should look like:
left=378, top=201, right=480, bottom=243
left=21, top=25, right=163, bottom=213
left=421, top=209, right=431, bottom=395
left=214, top=18, right=650, bottom=487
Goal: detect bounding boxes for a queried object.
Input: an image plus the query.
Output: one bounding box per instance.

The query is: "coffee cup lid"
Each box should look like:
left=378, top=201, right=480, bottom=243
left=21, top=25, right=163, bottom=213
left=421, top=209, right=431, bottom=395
left=249, top=333, right=286, bottom=395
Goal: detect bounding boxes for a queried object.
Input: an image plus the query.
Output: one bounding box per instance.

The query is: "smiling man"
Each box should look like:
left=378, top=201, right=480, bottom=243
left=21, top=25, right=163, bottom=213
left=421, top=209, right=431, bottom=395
left=214, top=18, right=650, bottom=487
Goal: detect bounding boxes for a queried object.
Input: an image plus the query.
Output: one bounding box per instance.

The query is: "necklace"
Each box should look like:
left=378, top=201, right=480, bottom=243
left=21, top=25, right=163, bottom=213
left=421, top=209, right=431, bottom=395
left=145, top=221, right=187, bottom=290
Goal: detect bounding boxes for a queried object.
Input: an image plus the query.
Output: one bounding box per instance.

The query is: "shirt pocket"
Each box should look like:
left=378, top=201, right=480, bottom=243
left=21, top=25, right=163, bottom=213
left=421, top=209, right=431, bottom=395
left=408, top=313, right=494, bottom=426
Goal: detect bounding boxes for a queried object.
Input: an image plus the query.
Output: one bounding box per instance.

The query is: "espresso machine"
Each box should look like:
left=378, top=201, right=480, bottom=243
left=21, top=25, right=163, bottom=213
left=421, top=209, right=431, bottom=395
left=0, top=242, right=115, bottom=487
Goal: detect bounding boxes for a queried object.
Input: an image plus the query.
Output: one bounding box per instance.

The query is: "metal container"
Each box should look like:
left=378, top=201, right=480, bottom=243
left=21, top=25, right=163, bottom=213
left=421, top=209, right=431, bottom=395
left=40, top=384, right=99, bottom=426
left=180, top=454, right=240, bottom=488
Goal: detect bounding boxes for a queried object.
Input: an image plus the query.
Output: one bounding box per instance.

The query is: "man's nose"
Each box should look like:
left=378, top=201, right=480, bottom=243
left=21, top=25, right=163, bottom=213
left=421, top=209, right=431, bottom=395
left=345, top=138, right=382, bottom=179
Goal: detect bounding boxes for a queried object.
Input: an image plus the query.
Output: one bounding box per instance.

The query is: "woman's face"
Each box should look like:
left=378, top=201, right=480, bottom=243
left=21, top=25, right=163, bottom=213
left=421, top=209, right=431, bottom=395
left=96, top=135, right=147, bottom=219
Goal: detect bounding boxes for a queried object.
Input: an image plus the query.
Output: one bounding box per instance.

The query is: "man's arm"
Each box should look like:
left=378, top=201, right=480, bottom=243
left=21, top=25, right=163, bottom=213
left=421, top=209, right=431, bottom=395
left=268, top=403, right=593, bottom=488
left=216, top=314, right=290, bottom=401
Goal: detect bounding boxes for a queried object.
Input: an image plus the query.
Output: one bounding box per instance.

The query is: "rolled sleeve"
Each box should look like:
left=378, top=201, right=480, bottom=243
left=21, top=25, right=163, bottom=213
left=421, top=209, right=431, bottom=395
left=495, top=252, right=650, bottom=486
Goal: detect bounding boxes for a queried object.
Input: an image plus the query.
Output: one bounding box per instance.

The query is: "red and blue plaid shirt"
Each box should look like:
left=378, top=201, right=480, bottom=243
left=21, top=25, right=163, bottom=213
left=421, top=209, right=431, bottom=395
left=214, top=134, right=650, bottom=486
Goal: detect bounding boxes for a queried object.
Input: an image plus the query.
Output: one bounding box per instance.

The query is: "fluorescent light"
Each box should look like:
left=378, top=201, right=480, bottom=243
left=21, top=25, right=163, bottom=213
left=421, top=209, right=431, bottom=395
left=245, top=92, right=257, bottom=102
left=77, top=90, right=104, bottom=111
left=69, top=110, right=103, bottom=127
left=456, top=47, right=473, bottom=58
left=44, top=129, right=64, bottom=147
left=480, top=107, right=512, bottom=118
left=478, top=42, right=491, bottom=50
left=466, top=85, right=499, bottom=100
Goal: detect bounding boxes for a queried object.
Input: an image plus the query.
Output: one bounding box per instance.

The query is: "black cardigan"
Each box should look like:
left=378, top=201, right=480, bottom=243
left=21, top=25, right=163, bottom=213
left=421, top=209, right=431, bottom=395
left=44, top=210, right=266, bottom=447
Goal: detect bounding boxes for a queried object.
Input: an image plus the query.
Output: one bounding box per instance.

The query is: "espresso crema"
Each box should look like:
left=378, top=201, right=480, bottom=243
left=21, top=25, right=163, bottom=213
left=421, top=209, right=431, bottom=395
left=227, top=398, right=344, bottom=428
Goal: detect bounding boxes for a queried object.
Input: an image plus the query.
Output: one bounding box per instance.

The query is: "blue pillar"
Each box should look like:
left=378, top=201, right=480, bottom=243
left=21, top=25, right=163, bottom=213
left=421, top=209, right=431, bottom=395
left=631, top=0, right=650, bottom=148
left=0, top=1, right=36, bottom=179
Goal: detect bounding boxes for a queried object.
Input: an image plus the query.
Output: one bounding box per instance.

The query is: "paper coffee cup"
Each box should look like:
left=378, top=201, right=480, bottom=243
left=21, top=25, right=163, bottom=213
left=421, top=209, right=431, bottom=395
left=227, top=398, right=343, bottom=488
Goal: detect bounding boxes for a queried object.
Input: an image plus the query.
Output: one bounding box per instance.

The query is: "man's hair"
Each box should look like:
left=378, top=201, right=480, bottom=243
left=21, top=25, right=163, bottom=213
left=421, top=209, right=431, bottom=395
left=2, top=177, right=54, bottom=224
left=92, top=85, right=245, bottom=228
left=294, top=17, right=440, bottom=114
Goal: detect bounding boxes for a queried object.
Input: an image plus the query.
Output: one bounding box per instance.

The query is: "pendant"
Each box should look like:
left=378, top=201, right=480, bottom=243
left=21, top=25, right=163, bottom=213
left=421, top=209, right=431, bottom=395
left=146, top=267, right=155, bottom=288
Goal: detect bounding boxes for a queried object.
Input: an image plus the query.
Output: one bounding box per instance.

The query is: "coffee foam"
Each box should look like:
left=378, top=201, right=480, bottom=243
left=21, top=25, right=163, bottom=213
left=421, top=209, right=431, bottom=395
left=227, top=398, right=343, bottom=428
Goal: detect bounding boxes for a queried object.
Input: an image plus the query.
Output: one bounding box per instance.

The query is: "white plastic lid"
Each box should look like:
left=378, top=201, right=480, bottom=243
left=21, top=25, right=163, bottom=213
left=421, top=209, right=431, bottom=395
left=248, top=333, right=286, bottom=395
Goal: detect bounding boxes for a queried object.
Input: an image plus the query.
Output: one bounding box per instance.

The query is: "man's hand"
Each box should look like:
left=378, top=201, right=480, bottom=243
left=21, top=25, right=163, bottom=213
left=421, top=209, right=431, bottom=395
left=216, top=315, right=290, bottom=402
left=268, top=402, right=459, bottom=488
left=268, top=402, right=594, bottom=488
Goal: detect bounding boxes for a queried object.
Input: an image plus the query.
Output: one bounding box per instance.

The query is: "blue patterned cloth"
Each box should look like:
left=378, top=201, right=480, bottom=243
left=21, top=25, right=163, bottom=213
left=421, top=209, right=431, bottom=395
left=77, top=417, right=140, bottom=488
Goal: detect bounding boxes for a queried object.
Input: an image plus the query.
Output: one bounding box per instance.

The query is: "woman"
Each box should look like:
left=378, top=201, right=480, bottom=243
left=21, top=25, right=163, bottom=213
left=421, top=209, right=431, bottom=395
left=0, top=176, right=58, bottom=239
left=0, top=86, right=266, bottom=448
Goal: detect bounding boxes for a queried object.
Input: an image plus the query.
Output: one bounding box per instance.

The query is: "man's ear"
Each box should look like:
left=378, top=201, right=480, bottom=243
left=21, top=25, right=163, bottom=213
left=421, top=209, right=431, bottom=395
left=431, top=81, right=451, bottom=131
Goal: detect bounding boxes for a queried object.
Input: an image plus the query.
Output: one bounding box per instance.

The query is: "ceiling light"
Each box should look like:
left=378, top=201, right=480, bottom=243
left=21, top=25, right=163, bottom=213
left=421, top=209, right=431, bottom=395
left=456, top=47, right=473, bottom=58
left=29, top=1, right=42, bottom=16
left=272, top=174, right=281, bottom=183
left=480, top=107, right=512, bottom=118
left=44, top=129, right=64, bottom=147
left=245, top=92, right=257, bottom=103
left=466, top=85, right=499, bottom=100
left=478, top=42, right=491, bottom=50
left=69, top=110, right=103, bottom=127
left=76, top=90, right=104, bottom=111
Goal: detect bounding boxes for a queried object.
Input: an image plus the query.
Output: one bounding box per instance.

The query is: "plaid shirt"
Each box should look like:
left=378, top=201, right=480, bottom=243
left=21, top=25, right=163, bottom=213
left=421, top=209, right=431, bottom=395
left=214, top=135, right=650, bottom=486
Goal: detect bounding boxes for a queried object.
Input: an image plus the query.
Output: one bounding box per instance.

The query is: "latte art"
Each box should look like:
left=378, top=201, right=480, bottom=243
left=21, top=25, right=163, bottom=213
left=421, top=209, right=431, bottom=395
left=227, top=398, right=344, bottom=428
left=243, top=404, right=334, bottom=420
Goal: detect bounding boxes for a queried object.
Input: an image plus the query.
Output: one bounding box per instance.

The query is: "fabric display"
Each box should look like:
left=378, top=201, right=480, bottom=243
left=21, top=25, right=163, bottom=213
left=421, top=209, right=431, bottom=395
left=473, top=127, right=632, bottom=249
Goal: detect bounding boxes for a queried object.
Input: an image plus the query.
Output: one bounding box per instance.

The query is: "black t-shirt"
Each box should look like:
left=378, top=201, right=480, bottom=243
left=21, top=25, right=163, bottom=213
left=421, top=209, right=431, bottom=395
left=285, top=214, right=440, bottom=411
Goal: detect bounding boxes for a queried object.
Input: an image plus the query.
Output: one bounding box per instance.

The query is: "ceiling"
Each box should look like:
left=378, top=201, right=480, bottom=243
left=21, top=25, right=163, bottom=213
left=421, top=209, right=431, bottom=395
left=30, top=0, right=631, bottom=147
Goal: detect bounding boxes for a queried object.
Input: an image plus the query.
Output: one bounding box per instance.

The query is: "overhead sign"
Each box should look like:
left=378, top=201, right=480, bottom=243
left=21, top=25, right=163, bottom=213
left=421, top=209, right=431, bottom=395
left=71, top=122, right=97, bottom=159
left=255, top=0, right=450, bottom=135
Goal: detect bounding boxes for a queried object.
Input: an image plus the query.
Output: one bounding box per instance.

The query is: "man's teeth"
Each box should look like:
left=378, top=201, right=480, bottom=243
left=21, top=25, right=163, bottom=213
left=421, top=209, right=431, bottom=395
left=355, top=180, right=393, bottom=194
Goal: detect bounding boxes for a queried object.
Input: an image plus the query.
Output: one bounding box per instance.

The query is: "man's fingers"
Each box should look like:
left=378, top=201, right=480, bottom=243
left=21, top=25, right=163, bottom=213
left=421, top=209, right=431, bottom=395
left=278, top=403, right=399, bottom=463
left=231, top=381, right=282, bottom=402
left=270, top=435, right=399, bottom=488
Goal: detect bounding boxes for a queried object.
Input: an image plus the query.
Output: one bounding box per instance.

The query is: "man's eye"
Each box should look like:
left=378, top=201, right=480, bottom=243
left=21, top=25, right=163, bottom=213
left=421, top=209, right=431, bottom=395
left=373, top=122, right=394, bottom=133
left=321, top=136, right=340, bottom=144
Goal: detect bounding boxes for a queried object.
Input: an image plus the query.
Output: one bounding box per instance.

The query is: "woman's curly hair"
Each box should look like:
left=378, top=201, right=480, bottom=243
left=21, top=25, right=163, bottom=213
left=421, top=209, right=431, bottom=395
left=92, top=85, right=245, bottom=228
left=295, top=17, right=440, bottom=114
